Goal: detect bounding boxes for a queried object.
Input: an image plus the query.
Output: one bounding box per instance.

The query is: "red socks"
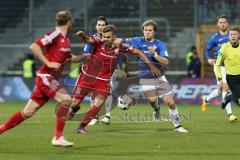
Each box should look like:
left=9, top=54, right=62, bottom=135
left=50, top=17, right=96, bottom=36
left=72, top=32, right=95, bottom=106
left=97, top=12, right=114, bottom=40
left=55, top=105, right=69, bottom=138
left=55, top=118, right=65, bottom=138
left=82, top=105, right=101, bottom=126
left=0, top=110, right=26, bottom=133
left=0, top=105, right=69, bottom=139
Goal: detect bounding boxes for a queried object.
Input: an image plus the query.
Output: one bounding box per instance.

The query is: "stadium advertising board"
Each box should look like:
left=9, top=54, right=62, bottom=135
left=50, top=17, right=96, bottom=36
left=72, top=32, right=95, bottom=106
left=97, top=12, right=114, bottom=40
left=0, top=77, right=218, bottom=104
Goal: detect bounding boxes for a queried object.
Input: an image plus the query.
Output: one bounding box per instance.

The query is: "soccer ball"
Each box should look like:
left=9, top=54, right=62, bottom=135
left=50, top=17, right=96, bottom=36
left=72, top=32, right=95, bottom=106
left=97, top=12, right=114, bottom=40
left=117, top=94, right=135, bottom=110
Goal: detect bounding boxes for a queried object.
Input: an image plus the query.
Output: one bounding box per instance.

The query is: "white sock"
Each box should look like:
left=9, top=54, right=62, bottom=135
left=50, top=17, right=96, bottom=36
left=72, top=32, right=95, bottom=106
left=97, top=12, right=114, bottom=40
left=169, top=108, right=180, bottom=128
left=225, top=103, right=232, bottom=115
left=222, top=91, right=227, bottom=100
left=105, top=95, right=112, bottom=117
left=222, top=91, right=233, bottom=115
left=206, top=89, right=219, bottom=102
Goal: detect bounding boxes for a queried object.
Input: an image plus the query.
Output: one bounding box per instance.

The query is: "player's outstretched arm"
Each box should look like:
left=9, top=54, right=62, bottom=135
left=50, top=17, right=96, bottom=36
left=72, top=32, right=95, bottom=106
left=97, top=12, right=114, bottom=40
left=148, top=46, right=169, bottom=65
left=133, top=48, right=161, bottom=77
left=76, top=31, right=94, bottom=44
left=70, top=53, right=91, bottom=63
left=207, top=58, right=216, bottom=65
left=29, top=43, right=60, bottom=69
left=111, top=38, right=124, bottom=49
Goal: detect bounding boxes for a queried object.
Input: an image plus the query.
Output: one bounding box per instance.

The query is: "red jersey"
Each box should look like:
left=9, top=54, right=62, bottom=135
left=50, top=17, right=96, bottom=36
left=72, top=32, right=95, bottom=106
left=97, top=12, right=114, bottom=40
left=35, top=27, right=72, bottom=79
left=81, top=37, right=134, bottom=81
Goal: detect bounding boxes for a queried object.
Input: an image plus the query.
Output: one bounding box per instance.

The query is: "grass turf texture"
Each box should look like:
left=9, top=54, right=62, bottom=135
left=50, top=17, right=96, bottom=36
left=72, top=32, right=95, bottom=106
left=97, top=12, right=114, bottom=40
left=0, top=102, right=240, bottom=160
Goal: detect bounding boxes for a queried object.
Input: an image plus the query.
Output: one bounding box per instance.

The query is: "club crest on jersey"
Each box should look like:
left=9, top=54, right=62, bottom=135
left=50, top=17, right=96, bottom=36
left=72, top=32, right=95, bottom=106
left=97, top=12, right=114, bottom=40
left=61, top=39, right=65, bottom=43
left=41, top=35, right=50, bottom=45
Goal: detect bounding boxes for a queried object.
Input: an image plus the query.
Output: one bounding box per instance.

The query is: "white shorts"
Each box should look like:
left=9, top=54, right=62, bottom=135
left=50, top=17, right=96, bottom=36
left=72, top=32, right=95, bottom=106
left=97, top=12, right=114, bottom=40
left=213, top=64, right=226, bottom=84
left=109, top=70, right=120, bottom=93
left=139, top=75, right=172, bottom=98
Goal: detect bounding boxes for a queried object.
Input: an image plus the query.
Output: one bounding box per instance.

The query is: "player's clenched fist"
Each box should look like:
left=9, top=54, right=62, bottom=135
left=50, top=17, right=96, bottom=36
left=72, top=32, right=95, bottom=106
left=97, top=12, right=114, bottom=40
left=149, top=64, right=161, bottom=77
left=207, top=58, right=216, bottom=65
left=148, top=46, right=155, bottom=55
left=76, top=31, right=84, bottom=37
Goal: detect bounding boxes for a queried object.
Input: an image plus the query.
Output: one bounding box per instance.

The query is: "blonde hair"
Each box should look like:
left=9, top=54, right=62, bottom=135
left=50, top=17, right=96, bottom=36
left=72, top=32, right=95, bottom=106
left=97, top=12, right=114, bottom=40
left=229, top=26, right=240, bottom=33
left=142, top=20, right=158, bottom=31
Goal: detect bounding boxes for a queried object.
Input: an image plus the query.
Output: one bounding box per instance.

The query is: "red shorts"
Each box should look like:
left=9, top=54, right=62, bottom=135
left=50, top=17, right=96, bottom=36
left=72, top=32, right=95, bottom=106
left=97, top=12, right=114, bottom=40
left=30, top=75, right=62, bottom=106
left=73, top=73, right=110, bottom=101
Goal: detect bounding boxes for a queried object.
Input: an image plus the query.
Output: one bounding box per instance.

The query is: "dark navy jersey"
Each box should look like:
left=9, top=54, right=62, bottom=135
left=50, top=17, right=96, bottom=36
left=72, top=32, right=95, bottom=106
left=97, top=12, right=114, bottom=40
left=205, top=32, right=229, bottom=60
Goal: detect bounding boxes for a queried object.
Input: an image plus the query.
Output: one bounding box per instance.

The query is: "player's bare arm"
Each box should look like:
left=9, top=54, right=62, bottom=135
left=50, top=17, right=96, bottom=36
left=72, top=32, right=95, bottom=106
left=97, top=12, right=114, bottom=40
left=133, top=48, right=161, bottom=77
left=207, top=58, right=216, bottom=65
left=148, top=46, right=169, bottom=65
left=76, top=31, right=94, bottom=44
left=29, top=43, right=60, bottom=69
left=70, top=53, right=91, bottom=63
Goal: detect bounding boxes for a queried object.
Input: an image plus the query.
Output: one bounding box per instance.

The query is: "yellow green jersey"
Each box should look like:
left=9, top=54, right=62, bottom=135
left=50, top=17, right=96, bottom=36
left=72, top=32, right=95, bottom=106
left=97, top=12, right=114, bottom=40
left=23, top=59, right=34, bottom=78
left=216, top=41, right=240, bottom=79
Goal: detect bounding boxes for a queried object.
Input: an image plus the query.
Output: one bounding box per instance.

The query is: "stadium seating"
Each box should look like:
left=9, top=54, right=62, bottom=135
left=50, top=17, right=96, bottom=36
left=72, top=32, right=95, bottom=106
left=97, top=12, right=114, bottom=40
left=146, top=0, right=196, bottom=71
left=0, top=0, right=194, bottom=74
left=0, top=0, right=28, bottom=32
left=0, top=0, right=84, bottom=74
left=0, top=0, right=29, bottom=74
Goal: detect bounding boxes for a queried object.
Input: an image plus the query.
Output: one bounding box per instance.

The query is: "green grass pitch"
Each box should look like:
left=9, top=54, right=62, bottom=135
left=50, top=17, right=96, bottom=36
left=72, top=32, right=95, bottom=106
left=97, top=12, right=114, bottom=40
left=0, top=102, right=240, bottom=160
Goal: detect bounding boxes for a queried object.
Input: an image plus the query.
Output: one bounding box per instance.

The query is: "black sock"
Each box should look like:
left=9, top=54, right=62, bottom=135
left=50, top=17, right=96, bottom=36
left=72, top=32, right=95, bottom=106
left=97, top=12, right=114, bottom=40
left=79, top=123, right=86, bottom=129
left=105, top=116, right=110, bottom=119
left=72, top=106, right=80, bottom=113
left=149, top=100, right=160, bottom=112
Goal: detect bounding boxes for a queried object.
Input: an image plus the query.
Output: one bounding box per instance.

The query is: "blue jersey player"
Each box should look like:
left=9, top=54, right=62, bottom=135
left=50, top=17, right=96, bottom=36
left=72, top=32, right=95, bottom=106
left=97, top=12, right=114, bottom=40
left=201, top=15, right=237, bottom=122
left=129, top=20, right=187, bottom=133
left=83, top=16, right=106, bottom=54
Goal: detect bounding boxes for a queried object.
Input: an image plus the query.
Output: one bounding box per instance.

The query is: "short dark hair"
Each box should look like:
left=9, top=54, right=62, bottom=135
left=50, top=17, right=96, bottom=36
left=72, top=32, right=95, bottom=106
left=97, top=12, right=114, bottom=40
left=96, top=16, right=107, bottom=25
left=142, top=20, right=158, bottom=31
left=229, top=26, right=240, bottom=33
left=191, top=46, right=196, bottom=51
left=217, top=15, right=228, bottom=21
left=102, top=24, right=116, bottom=34
left=56, top=10, right=72, bottom=26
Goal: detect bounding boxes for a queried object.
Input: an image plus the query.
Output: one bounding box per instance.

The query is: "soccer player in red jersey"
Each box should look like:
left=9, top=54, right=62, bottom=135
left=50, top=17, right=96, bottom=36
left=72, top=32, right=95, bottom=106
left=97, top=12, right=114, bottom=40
left=69, top=24, right=161, bottom=133
left=0, top=10, right=88, bottom=147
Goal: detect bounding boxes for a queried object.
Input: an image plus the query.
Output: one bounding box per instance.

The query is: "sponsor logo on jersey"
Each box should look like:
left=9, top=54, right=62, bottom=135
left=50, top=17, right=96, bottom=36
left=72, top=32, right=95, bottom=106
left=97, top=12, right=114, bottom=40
left=99, top=52, right=117, bottom=59
left=59, top=47, right=71, bottom=52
